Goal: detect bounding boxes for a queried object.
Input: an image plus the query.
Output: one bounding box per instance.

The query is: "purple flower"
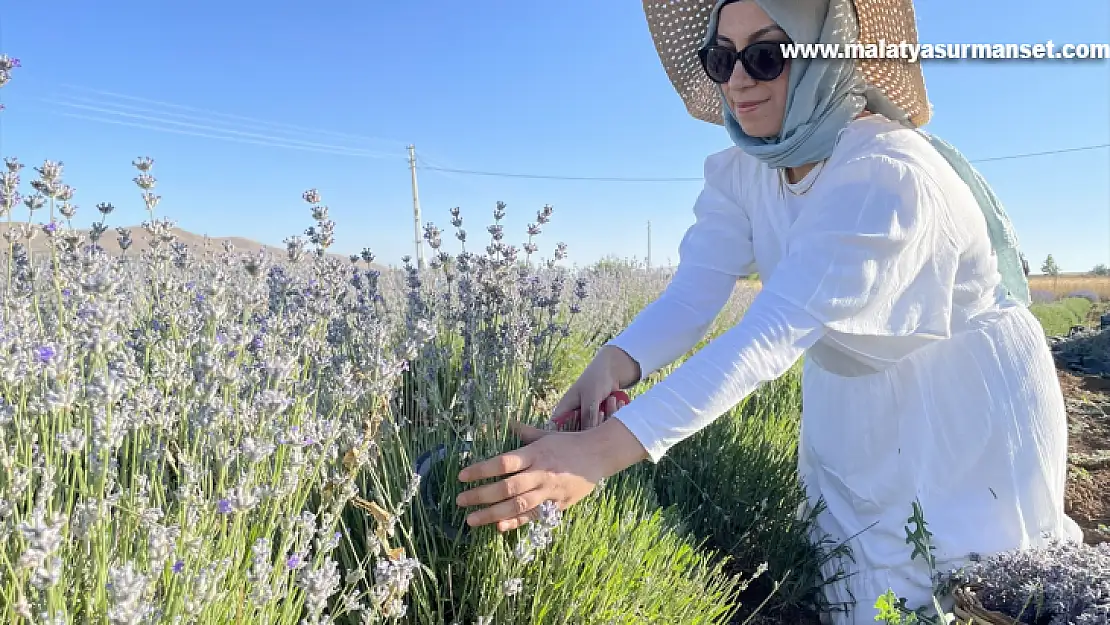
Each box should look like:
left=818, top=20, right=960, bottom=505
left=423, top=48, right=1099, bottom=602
left=286, top=553, right=302, bottom=569
left=1066, top=289, right=1100, bottom=303
left=172, top=560, right=184, bottom=574
left=1030, top=289, right=1056, bottom=304
left=217, top=499, right=232, bottom=514
left=35, top=345, right=55, bottom=363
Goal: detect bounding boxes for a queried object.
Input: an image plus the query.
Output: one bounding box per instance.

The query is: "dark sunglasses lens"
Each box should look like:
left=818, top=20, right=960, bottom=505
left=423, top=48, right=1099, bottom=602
left=702, top=46, right=738, bottom=83
left=741, top=42, right=786, bottom=81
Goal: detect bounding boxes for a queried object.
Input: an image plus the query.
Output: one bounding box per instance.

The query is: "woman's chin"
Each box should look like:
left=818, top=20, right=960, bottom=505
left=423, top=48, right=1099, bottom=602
left=736, top=117, right=779, bottom=139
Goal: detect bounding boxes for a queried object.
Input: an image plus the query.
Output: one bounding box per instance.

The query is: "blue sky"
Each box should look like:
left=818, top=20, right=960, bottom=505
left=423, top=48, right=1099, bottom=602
left=1, top=0, right=1108, bottom=272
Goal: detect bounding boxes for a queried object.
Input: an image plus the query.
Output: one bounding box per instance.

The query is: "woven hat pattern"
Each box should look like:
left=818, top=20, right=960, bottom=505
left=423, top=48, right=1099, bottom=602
left=642, top=0, right=931, bottom=127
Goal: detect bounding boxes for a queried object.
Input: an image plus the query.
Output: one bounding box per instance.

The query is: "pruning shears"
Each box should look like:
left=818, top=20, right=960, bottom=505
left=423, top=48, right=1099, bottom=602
left=548, top=390, right=631, bottom=431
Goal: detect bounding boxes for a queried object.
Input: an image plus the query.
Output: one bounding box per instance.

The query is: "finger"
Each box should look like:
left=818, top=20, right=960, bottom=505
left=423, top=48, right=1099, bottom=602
left=512, top=423, right=550, bottom=444
left=509, top=419, right=549, bottom=437
left=496, top=506, right=543, bottom=532
left=464, top=487, right=549, bottom=528
left=458, top=447, right=533, bottom=483
left=603, top=396, right=617, bottom=421
left=549, top=409, right=577, bottom=431
left=553, top=412, right=577, bottom=432
left=496, top=513, right=534, bottom=532
left=456, top=470, right=543, bottom=508
left=549, top=389, right=582, bottom=419
left=581, top=399, right=602, bottom=429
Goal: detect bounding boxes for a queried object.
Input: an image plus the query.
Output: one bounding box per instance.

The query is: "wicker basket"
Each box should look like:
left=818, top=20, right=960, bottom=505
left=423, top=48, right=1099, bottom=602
left=952, top=583, right=1021, bottom=625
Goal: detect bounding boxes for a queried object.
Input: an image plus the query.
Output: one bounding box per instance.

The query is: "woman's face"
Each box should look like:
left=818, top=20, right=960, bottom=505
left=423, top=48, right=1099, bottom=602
left=715, top=1, right=791, bottom=138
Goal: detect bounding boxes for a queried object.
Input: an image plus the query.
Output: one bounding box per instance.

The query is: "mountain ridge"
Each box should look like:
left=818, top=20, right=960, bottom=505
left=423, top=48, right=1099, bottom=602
left=0, top=222, right=382, bottom=266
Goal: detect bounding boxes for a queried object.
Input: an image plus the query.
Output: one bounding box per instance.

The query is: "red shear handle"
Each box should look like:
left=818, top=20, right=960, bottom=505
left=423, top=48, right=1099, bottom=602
left=550, top=390, right=630, bottom=430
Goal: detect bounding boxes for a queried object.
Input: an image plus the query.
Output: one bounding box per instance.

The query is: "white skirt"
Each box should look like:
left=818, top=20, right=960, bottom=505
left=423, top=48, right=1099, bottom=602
left=797, top=303, right=1084, bottom=624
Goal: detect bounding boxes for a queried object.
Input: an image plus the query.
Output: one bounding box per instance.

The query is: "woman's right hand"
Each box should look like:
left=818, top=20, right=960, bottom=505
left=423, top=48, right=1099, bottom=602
left=550, top=345, right=641, bottom=430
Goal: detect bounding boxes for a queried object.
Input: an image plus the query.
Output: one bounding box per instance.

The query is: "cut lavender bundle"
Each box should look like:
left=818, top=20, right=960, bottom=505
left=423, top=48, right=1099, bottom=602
left=948, top=539, right=1110, bottom=624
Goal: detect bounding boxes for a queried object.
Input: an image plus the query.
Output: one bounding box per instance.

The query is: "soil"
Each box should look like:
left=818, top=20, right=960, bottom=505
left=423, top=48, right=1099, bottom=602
left=1059, top=368, right=1110, bottom=545
left=1058, top=302, right=1110, bottom=545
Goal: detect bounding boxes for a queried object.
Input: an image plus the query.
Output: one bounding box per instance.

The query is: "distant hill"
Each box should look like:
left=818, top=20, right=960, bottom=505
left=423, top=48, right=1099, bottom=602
left=0, top=222, right=381, bottom=268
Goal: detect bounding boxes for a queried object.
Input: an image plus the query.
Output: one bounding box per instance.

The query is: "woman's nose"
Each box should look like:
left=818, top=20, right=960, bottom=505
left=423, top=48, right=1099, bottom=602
left=727, top=60, right=756, bottom=88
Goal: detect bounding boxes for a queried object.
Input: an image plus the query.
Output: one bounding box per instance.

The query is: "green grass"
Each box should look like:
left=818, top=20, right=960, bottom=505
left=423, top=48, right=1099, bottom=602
left=342, top=413, right=752, bottom=624
left=494, top=474, right=750, bottom=625
left=1029, top=296, right=1094, bottom=336
left=642, top=364, right=850, bottom=623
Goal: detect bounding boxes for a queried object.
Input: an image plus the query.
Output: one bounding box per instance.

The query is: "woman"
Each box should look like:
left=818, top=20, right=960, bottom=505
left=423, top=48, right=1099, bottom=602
left=455, top=0, right=1083, bottom=621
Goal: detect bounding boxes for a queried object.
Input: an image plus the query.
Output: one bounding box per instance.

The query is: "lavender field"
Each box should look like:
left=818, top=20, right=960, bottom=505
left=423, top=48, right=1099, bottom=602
left=0, top=52, right=848, bottom=624
left=3, top=53, right=1107, bottom=625
left=0, top=138, right=861, bottom=624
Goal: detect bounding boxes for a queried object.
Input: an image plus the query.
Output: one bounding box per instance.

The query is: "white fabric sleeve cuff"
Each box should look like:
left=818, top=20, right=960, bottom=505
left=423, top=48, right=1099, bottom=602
left=605, top=263, right=738, bottom=384
left=613, top=290, right=827, bottom=462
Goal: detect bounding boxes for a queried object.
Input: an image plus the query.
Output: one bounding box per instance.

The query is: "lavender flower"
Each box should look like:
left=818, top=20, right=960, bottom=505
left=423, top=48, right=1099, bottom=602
left=948, top=539, right=1110, bottom=624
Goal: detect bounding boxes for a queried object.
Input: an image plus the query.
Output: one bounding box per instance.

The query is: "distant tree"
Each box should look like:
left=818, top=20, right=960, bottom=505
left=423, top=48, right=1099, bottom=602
left=1041, top=254, right=1060, bottom=276
left=1042, top=254, right=1061, bottom=291
left=1091, top=263, right=1110, bottom=276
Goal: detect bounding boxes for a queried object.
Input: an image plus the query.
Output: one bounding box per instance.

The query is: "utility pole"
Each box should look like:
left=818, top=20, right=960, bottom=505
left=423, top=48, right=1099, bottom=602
left=646, top=220, right=652, bottom=268
left=407, top=145, right=425, bottom=269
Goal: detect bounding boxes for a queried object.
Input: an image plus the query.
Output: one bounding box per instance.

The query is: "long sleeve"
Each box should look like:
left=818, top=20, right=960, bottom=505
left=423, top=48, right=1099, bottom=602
left=606, top=147, right=757, bottom=383
left=613, top=152, right=963, bottom=462
left=605, top=264, right=738, bottom=384
left=614, top=289, right=826, bottom=462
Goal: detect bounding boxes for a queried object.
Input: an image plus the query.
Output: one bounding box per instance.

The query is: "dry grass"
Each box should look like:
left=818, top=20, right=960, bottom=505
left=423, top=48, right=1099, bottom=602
left=1029, top=274, right=1110, bottom=300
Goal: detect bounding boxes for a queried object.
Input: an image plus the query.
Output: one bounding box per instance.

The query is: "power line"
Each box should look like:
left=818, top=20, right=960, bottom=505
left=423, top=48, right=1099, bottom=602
left=55, top=85, right=409, bottom=149
left=34, top=85, right=1110, bottom=183
left=416, top=142, right=1110, bottom=183
left=417, top=163, right=701, bottom=182
left=969, top=143, right=1110, bottom=163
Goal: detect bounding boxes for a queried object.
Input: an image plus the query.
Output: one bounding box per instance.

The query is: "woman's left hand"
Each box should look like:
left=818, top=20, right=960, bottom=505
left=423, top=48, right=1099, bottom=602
left=455, top=417, right=648, bottom=532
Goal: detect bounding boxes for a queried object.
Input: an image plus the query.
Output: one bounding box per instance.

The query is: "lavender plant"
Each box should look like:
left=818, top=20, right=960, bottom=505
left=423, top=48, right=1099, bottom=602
left=1029, top=289, right=1056, bottom=305
left=0, top=53, right=18, bottom=114
left=0, top=150, right=441, bottom=623
left=336, top=201, right=756, bottom=624
left=1065, top=289, right=1101, bottom=304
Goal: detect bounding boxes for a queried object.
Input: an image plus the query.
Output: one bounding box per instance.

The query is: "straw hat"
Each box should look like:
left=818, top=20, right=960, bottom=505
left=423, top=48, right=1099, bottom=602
left=642, top=0, right=931, bottom=127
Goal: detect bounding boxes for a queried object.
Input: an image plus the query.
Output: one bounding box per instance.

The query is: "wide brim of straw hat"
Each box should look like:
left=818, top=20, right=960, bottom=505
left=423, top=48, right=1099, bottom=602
left=642, top=0, right=931, bottom=127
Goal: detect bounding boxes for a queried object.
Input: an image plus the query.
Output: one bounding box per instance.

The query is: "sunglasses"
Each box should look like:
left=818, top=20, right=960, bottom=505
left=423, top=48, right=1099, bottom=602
left=698, top=41, right=791, bottom=83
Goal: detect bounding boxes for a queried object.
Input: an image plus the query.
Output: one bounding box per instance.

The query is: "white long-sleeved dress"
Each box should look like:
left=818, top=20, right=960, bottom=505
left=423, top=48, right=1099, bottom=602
left=608, top=114, right=1083, bottom=623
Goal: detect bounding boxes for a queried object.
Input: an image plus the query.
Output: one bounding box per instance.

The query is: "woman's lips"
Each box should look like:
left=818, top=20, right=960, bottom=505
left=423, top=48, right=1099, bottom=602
left=734, top=99, right=767, bottom=114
